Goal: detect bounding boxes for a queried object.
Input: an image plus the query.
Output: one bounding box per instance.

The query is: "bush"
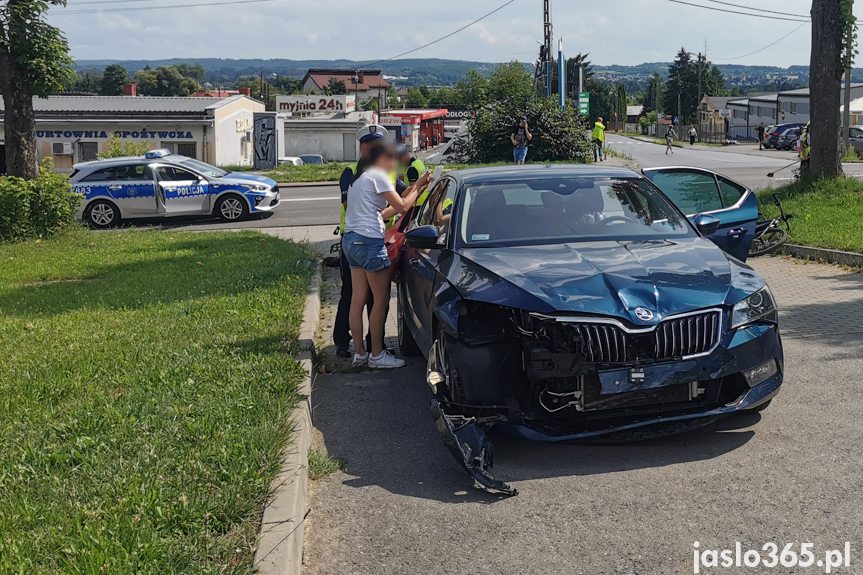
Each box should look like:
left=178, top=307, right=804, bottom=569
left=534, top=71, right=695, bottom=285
left=98, top=135, right=152, bottom=159
left=0, top=159, right=80, bottom=242
left=467, top=97, right=594, bottom=164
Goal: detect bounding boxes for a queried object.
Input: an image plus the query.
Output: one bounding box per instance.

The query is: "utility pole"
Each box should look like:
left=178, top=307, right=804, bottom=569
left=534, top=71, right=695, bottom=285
left=543, top=0, right=553, bottom=98
left=558, top=38, right=566, bottom=110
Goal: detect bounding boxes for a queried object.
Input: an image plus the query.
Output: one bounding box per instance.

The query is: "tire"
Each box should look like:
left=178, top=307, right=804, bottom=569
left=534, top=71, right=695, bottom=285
left=214, top=194, right=249, bottom=222
left=748, top=228, right=788, bottom=257
left=430, top=329, right=467, bottom=403
left=85, top=199, right=120, bottom=229
left=397, top=285, right=421, bottom=357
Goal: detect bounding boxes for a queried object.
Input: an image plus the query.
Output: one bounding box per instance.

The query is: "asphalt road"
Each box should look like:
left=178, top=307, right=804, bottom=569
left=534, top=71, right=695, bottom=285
left=605, top=133, right=863, bottom=190
left=304, top=257, right=863, bottom=575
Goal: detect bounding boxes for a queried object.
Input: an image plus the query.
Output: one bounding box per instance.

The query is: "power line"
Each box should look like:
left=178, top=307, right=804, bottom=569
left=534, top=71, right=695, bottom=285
left=359, top=0, right=519, bottom=68
left=665, top=0, right=810, bottom=22
left=714, top=22, right=809, bottom=61
left=701, top=0, right=809, bottom=19
left=55, top=0, right=277, bottom=15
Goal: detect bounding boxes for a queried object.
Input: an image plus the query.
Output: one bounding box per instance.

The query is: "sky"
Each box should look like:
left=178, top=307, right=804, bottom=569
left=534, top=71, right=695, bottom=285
left=48, top=0, right=829, bottom=67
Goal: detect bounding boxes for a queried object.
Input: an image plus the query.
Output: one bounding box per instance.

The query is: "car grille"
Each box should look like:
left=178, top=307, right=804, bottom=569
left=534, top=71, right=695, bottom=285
left=568, top=310, right=722, bottom=364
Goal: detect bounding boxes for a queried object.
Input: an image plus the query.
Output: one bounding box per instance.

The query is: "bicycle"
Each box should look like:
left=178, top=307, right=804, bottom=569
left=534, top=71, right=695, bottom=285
left=748, top=194, right=793, bottom=257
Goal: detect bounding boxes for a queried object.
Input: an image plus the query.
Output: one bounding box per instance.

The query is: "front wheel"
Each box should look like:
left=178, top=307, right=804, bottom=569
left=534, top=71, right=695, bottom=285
left=749, top=228, right=788, bottom=257
left=214, top=194, right=249, bottom=222
left=85, top=199, right=120, bottom=228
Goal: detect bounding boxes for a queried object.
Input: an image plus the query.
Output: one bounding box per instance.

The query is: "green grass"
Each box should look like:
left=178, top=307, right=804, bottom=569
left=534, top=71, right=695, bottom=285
left=759, top=178, right=863, bottom=253
left=307, top=448, right=344, bottom=480
left=262, top=163, right=347, bottom=182
left=0, top=228, right=315, bottom=574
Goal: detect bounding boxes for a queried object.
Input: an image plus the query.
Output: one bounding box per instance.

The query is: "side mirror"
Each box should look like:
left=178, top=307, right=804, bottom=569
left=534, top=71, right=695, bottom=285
left=405, top=225, right=442, bottom=249
left=693, top=214, right=721, bottom=236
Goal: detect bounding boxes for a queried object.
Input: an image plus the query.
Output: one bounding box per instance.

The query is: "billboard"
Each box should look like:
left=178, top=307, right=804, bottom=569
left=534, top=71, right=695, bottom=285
left=276, top=95, right=357, bottom=115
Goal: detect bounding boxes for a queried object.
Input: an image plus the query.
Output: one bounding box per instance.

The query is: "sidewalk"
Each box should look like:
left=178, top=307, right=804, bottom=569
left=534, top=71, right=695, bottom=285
left=302, top=256, right=863, bottom=575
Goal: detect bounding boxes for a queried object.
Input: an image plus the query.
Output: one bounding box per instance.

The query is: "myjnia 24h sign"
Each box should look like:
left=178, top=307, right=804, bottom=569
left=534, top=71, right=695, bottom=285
left=276, top=95, right=357, bottom=114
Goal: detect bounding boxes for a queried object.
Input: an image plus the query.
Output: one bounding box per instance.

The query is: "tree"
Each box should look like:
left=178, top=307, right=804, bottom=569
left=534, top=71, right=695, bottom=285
left=663, top=48, right=698, bottom=124
left=67, top=69, right=102, bottom=94
left=455, top=70, right=489, bottom=110
left=325, top=78, right=347, bottom=95
left=98, top=135, right=151, bottom=159
left=134, top=66, right=200, bottom=97
left=487, top=61, right=534, bottom=108
left=644, top=73, right=663, bottom=113
left=404, top=87, right=429, bottom=108
left=0, top=0, right=74, bottom=179
left=100, top=64, right=129, bottom=96
left=468, top=96, right=592, bottom=163
left=614, top=84, right=627, bottom=128
left=807, top=0, right=854, bottom=179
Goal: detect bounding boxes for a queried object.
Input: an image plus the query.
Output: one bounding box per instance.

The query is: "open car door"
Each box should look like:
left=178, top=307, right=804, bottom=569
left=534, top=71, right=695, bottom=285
left=643, top=167, right=758, bottom=261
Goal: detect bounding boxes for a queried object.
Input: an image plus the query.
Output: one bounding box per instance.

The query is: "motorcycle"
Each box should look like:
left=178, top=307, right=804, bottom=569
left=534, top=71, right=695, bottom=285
left=748, top=194, right=793, bottom=257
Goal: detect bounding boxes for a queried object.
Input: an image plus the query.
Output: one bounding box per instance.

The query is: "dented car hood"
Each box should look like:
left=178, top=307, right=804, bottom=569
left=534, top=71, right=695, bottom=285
left=450, top=237, right=763, bottom=323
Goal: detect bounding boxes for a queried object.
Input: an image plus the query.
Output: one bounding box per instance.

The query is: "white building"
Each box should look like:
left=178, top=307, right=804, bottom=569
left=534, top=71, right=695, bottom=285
left=280, top=110, right=378, bottom=162
left=0, top=88, right=265, bottom=173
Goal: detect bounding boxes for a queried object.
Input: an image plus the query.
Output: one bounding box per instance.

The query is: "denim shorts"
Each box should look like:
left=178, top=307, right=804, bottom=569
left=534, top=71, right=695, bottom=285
left=343, top=231, right=390, bottom=272
left=513, top=146, right=528, bottom=163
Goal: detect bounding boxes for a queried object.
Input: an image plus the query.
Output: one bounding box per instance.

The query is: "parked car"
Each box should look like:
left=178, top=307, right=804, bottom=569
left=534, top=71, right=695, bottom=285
left=761, top=124, right=777, bottom=148
left=298, top=154, right=327, bottom=165
left=765, top=123, right=805, bottom=150
left=773, top=127, right=802, bottom=151
left=426, top=132, right=471, bottom=165
left=848, top=126, right=863, bottom=154
left=278, top=156, right=304, bottom=166
left=71, top=149, right=280, bottom=228
left=396, top=165, right=782, bottom=495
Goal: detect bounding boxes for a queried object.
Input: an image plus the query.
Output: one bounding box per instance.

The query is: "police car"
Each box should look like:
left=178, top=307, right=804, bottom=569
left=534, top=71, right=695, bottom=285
left=71, top=149, right=281, bottom=227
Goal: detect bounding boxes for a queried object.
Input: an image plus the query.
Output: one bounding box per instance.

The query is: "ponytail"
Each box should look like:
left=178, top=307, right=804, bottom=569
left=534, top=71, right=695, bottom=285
left=351, top=141, right=395, bottom=184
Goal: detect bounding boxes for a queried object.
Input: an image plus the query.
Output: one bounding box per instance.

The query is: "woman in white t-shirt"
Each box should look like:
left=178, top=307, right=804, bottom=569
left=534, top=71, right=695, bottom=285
left=343, top=142, right=430, bottom=369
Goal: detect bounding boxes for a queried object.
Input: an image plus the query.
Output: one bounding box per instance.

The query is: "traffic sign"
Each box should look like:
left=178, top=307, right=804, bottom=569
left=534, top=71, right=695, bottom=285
left=719, top=109, right=732, bottom=119
left=578, top=91, right=590, bottom=116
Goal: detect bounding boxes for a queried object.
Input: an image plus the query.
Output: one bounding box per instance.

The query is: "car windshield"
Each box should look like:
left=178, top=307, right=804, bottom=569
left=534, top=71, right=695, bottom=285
left=300, top=155, right=323, bottom=164
left=460, top=176, right=694, bottom=246
left=177, top=158, right=227, bottom=178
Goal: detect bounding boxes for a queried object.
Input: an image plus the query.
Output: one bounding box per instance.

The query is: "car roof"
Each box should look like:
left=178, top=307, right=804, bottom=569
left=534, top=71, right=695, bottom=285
left=450, top=164, right=640, bottom=184
left=73, top=153, right=193, bottom=171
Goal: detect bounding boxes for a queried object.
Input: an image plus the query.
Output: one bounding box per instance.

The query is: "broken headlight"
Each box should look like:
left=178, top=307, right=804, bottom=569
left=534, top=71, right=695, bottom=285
left=731, top=287, right=778, bottom=329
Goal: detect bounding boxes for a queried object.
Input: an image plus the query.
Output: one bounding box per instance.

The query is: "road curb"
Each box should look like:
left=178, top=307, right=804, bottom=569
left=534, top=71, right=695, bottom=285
left=779, top=243, right=863, bottom=268
left=278, top=181, right=339, bottom=188
left=253, top=264, right=322, bottom=575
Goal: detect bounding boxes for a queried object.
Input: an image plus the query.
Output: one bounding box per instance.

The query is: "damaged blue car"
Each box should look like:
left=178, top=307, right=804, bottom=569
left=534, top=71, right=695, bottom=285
left=396, top=165, right=783, bottom=496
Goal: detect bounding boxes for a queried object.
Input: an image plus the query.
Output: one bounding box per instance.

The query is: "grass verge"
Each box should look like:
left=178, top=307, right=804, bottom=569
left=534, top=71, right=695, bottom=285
left=263, top=163, right=347, bottom=183
left=308, top=448, right=345, bottom=480
left=0, top=227, right=315, bottom=574
left=759, top=177, right=863, bottom=253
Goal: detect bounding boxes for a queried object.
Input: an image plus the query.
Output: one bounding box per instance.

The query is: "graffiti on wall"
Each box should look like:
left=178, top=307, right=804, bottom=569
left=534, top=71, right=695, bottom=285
left=253, top=113, right=277, bottom=170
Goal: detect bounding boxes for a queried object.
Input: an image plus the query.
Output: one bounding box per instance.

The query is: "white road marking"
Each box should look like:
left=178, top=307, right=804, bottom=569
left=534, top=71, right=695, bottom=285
left=282, top=196, right=341, bottom=202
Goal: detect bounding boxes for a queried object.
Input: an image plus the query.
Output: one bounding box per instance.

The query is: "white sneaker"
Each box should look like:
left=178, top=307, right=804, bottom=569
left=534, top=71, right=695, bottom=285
left=368, top=350, right=406, bottom=369
left=352, top=353, right=369, bottom=367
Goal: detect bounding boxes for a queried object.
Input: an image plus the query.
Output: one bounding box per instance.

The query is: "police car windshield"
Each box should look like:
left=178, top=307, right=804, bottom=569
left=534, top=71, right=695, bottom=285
left=178, top=158, right=227, bottom=178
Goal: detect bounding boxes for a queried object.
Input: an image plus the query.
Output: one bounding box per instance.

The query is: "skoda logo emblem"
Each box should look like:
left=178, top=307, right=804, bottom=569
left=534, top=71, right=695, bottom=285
left=634, top=307, right=655, bottom=321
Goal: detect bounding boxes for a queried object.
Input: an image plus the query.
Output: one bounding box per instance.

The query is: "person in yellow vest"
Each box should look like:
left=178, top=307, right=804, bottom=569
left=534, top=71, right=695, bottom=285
left=799, top=122, right=811, bottom=173
left=396, top=144, right=430, bottom=205
left=333, top=124, right=388, bottom=358
left=592, top=117, right=606, bottom=162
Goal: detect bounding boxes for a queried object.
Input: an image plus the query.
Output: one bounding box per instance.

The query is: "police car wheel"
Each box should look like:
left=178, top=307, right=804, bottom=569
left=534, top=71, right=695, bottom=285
left=86, top=200, right=120, bottom=228
left=215, top=194, right=248, bottom=222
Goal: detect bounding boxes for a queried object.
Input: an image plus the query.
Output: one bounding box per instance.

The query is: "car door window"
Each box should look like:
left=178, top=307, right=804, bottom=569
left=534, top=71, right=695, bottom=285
left=80, top=167, right=116, bottom=182
left=156, top=166, right=198, bottom=182
left=416, top=179, right=449, bottom=226
left=717, top=177, right=745, bottom=208
left=850, top=128, right=863, bottom=139
left=115, top=164, right=152, bottom=181
left=649, top=171, right=723, bottom=215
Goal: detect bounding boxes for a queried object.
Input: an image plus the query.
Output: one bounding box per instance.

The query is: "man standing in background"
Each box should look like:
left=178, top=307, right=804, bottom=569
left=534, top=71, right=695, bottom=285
left=757, top=123, right=766, bottom=150
left=592, top=117, right=606, bottom=162
left=510, top=115, right=533, bottom=164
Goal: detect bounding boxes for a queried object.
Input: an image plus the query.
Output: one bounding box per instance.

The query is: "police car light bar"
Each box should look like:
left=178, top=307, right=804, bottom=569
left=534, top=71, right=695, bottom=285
left=144, top=148, right=172, bottom=159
